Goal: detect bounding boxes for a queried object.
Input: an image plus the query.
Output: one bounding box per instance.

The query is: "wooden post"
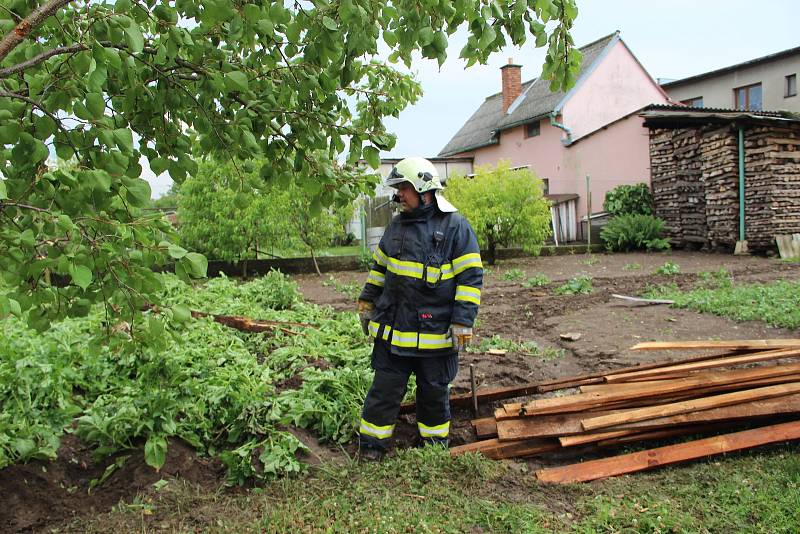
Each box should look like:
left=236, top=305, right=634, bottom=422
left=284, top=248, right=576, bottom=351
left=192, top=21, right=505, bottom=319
left=585, top=174, right=591, bottom=252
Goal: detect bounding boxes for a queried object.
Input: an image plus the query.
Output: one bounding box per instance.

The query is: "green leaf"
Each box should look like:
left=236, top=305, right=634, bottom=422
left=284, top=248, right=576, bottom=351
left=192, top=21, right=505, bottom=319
left=114, top=0, right=131, bottom=13
left=0, top=179, right=6, bottom=199
left=363, top=146, right=380, bottom=169
left=322, top=16, right=338, bottom=31
left=418, top=27, right=434, bottom=46
left=172, top=304, right=191, bottom=323
left=122, top=177, right=151, bottom=206
left=69, top=264, right=93, bottom=290
left=167, top=243, right=188, bottom=259
left=86, top=92, right=105, bottom=118
left=144, top=435, right=168, bottom=471
left=224, top=71, right=249, bottom=93
left=31, top=139, right=48, bottom=163
left=0, top=123, right=20, bottom=144
left=123, top=22, right=144, bottom=54
left=182, top=252, right=208, bottom=278
left=113, top=128, right=133, bottom=153
left=150, top=157, right=170, bottom=175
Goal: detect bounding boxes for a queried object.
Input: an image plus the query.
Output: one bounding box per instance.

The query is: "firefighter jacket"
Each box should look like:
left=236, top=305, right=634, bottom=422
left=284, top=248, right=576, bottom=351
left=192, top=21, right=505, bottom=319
left=358, top=202, right=483, bottom=357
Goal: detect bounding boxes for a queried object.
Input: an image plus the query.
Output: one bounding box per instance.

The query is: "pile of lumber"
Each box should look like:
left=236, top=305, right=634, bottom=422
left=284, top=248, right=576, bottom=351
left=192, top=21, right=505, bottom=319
left=450, top=339, right=800, bottom=484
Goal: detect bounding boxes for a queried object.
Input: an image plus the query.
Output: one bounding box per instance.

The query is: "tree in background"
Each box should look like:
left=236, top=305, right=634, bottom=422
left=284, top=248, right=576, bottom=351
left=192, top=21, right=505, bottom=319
left=178, top=158, right=355, bottom=275
left=177, top=158, right=279, bottom=275
left=447, top=161, right=552, bottom=265
left=0, top=0, right=579, bottom=331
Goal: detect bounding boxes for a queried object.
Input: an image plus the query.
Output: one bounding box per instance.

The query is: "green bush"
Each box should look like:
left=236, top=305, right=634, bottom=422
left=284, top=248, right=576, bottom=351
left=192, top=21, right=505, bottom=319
left=603, top=183, right=653, bottom=216
left=601, top=214, right=670, bottom=252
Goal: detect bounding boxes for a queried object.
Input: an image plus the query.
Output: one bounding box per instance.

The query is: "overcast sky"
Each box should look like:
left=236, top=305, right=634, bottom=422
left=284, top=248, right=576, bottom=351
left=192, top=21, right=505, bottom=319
left=145, top=0, right=798, bottom=197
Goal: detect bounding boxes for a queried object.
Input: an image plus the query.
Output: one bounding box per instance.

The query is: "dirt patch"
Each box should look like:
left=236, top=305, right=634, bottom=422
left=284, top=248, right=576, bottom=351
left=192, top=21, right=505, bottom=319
left=0, top=435, right=223, bottom=533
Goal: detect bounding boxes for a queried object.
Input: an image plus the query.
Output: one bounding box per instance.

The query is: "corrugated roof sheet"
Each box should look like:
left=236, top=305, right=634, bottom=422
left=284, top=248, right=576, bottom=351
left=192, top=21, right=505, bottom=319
left=438, top=33, right=618, bottom=157
left=640, top=104, right=800, bottom=128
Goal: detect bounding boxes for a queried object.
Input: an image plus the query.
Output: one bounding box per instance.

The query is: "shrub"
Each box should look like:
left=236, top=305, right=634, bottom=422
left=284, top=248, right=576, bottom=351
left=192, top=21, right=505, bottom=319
left=600, top=214, right=670, bottom=252
left=603, top=183, right=653, bottom=216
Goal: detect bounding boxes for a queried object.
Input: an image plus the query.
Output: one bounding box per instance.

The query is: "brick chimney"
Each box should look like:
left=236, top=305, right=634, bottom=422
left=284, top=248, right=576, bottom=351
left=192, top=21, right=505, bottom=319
left=501, top=58, right=522, bottom=114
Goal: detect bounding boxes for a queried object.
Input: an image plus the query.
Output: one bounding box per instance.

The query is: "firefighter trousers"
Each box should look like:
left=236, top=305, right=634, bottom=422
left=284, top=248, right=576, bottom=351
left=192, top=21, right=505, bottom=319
left=358, top=339, right=458, bottom=452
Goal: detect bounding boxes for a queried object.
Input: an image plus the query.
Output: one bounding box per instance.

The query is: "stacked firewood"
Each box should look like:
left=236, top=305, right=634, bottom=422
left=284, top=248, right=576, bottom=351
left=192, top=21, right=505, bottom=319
left=451, top=339, right=800, bottom=484
left=650, top=123, right=800, bottom=250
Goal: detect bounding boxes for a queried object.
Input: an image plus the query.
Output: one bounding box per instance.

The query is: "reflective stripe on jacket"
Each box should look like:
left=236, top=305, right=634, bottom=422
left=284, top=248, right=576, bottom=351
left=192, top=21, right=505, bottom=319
left=358, top=203, right=483, bottom=357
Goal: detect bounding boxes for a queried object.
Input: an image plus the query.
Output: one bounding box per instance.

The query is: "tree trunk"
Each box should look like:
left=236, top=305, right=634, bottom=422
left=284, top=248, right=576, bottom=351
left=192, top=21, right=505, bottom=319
left=310, top=248, right=321, bottom=276
left=487, top=238, right=497, bottom=265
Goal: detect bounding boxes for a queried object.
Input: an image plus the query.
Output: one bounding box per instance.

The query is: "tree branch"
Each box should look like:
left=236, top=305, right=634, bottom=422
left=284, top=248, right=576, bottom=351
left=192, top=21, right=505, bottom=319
left=0, top=43, right=86, bottom=78
left=0, top=0, right=75, bottom=63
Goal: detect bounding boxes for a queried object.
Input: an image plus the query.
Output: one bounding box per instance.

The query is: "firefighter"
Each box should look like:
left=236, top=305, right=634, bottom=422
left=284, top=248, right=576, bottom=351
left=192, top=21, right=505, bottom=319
left=356, top=157, right=483, bottom=461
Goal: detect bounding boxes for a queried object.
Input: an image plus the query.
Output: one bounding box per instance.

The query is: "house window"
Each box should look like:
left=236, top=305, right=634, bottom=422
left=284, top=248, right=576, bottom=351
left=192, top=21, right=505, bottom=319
left=525, top=120, right=540, bottom=138
left=786, top=74, right=797, bottom=98
left=541, top=178, right=549, bottom=195
left=734, top=83, right=762, bottom=111
left=681, top=97, right=703, bottom=108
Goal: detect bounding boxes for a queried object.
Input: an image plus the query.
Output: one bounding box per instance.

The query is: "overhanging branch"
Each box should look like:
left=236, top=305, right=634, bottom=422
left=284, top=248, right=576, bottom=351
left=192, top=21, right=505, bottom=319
left=0, top=0, right=75, bottom=63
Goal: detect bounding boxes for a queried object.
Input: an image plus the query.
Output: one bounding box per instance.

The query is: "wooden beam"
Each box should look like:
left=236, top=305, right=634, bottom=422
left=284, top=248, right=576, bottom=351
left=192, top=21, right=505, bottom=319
left=472, top=417, right=498, bottom=439
left=535, top=419, right=800, bottom=484
left=603, top=348, right=800, bottom=383
left=581, top=382, right=800, bottom=431
left=450, top=438, right=560, bottom=460
left=630, top=339, right=800, bottom=351
left=399, top=383, right=541, bottom=414
left=497, top=409, right=627, bottom=441
left=610, top=393, right=800, bottom=432
left=522, top=363, right=800, bottom=416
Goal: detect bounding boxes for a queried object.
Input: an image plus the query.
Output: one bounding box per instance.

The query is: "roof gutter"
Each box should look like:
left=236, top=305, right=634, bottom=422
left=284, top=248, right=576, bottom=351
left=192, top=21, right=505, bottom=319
left=550, top=112, right=573, bottom=146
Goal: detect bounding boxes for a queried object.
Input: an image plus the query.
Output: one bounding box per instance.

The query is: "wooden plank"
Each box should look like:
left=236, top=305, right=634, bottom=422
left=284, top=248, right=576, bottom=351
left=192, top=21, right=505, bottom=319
left=610, top=393, right=800, bottom=432
left=595, top=424, right=734, bottom=448
left=497, top=408, right=626, bottom=441
left=472, top=417, right=497, bottom=439
left=537, top=349, right=742, bottom=389
left=630, top=339, right=800, bottom=351
left=583, top=371, right=800, bottom=394
left=581, top=382, right=800, bottom=431
left=522, top=363, right=800, bottom=416
left=400, top=382, right=541, bottom=414
left=603, top=347, right=800, bottom=383
left=559, top=429, right=641, bottom=447
left=535, top=419, right=800, bottom=484
left=450, top=438, right=560, bottom=459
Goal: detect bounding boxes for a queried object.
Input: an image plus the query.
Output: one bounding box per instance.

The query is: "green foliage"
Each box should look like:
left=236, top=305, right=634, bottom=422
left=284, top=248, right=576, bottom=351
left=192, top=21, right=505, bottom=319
left=580, top=255, right=599, bottom=266
left=655, top=261, right=681, bottom=275
left=501, top=268, right=525, bottom=282
left=647, top=280, right=800, bottom=329
left=178, top=159, right=355, bottom=265
left=0, top=272, right=373, bottom=483
left=447, top=161, right=552, bottom=264
left=323, top=276, right=361, bottom=300
left=357, top=248, right=374, bottom=272
left=0, top=0, right=580, bottom=330
left=603, top=183, right=654, bottom=216
left=600, top=214, right=671, bottom=252
left=555, top=274, right=593, bottom=295
left=622, top=262, right=642, bottom=271
left=523, top=274, right=551, bottom=288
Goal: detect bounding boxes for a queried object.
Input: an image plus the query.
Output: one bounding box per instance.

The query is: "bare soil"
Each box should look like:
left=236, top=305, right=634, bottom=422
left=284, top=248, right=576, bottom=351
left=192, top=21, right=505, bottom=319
left=5, top=251, right=799, bottom=532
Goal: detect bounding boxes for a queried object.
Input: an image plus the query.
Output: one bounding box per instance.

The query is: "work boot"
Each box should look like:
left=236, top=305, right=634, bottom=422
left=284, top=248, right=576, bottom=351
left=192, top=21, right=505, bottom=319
left=357, top=447, right=384, bottom=463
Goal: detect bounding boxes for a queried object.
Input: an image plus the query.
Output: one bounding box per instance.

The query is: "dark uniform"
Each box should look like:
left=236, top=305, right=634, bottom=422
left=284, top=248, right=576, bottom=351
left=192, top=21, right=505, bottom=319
left=358, top=200, right=483, bottom=451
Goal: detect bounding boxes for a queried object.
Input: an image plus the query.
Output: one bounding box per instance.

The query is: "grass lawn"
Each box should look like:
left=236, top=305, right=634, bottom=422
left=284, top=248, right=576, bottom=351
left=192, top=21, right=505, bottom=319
left=65, top=445, right=800, bottom=533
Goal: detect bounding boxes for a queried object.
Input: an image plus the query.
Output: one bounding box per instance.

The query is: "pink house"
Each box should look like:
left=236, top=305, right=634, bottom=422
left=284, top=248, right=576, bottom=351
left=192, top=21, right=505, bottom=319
left=439, top=32, right=672, bottom=241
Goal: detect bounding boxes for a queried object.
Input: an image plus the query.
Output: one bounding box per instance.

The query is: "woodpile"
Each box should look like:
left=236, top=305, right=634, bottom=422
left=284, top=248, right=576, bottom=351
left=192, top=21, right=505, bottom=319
left=649, top=123, right=800, bottom=251
left=450, top=339, right=800, bottom=483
